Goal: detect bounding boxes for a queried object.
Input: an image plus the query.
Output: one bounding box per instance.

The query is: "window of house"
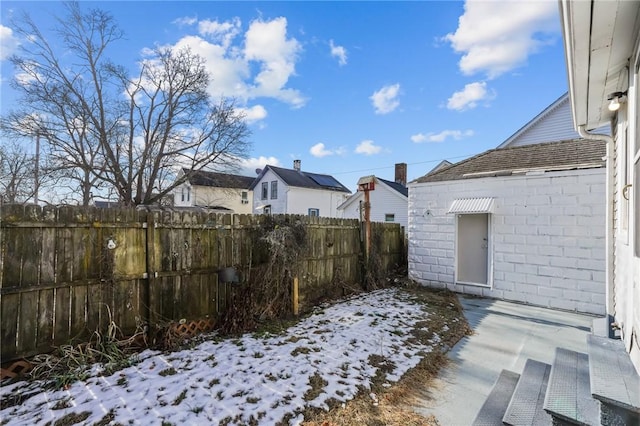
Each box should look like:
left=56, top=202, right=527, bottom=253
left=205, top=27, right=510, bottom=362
left=308, top=208, right=319, bottom=217
left=271, top=181, right=278, bottom=199
left=181, top=186, right=190, bottom=203
left=264, top=205, right=271, bottom=215
left=261, top=182, right=268, bottom=200
left=241, top=191, right=248, bottom=204
left=385, top=213, right=395, bottom=222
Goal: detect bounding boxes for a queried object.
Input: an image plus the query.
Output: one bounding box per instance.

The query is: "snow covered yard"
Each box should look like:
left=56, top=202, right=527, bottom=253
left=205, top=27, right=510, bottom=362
left=0, top=287, right=468, bottom=426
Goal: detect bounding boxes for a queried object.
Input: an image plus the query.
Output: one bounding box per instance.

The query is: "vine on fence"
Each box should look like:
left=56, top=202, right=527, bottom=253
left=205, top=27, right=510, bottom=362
left=218, top=216, right=308, bottom=335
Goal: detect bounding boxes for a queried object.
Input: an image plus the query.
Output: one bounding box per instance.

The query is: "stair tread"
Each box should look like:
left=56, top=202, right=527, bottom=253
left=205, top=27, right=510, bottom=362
left=472, top=369, right=520, bottom=426
left=544, top=348, right=599, bottom=426
left=503, top=359, right=553, bottom=426
left=587, top=334, right=640, bottom=413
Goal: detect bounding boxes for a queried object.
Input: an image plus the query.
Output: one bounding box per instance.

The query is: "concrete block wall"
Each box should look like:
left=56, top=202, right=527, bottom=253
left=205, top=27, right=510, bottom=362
left=408, top=168, right=606, bottom=315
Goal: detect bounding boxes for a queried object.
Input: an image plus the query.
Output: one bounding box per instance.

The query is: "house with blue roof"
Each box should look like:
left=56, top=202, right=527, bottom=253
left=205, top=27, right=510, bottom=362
left=249, top=160, right=351, bottom=217
left=337, top=163, right=409, bottom=233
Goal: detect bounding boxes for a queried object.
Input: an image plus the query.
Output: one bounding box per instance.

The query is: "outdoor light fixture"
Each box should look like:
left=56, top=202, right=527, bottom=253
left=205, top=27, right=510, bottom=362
left=607, top=91, right=627, bottom=112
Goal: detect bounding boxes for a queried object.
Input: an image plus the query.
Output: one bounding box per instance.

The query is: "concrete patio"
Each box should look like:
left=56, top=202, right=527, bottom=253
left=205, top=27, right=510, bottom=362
left=414, top=295, right=595, bottom=425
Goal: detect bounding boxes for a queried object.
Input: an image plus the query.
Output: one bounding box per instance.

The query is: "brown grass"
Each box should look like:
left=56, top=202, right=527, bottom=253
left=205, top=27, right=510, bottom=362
left=302, top=284, right=472, bottom=426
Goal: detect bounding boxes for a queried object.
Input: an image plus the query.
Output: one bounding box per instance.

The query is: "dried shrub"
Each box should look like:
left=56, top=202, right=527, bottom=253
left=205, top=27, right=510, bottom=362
left=218, top=216, right=308, bottom=335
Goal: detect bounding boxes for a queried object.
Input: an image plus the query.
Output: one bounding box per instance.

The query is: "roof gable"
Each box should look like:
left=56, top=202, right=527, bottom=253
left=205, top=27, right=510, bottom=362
left=412, top=138, right=606, bottom=184
left=498, top=93, right=609, bottom=148
left=338, top=177, right=407, bottom=210
left=184, top=169, right=255, bottom=189
left=250, top=165, right=351, bottom=193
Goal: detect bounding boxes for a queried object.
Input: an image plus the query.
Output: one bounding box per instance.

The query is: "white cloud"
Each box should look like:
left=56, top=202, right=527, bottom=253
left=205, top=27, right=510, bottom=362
left=244, top=17, right=306, bottom=108
left=173, top=16, right=198, bottom=27
left=445, top=0, right=558, bottom=78
left=239, top=156, right=281, bottom=176
left=0, top=24, right=19, bottom=61
left=309, top=142, right=345, bottom=158
left=412, top=129, right=474, bottom=143
left=447, top=81, right=493, bottom=111
left=161, top=16, right=305, bottom=114
left=237, top=104, right=267, bottom=124
left=355, top=140, right=382, bottom=156
left=329, top=40, right=347, bottom=66
left=370, top=83, right=400, bottom=115
left=198, top=17, right=241, bottom=49
left=310, top=142, right=333, bottom=158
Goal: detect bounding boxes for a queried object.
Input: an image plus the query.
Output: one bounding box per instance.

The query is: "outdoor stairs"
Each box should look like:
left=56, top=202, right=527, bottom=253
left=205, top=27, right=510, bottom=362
left=472, top=326, right=640, bottom=426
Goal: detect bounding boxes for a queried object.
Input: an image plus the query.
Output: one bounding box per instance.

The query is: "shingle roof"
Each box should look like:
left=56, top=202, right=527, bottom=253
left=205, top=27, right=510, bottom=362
left=413, top=138, right=606, bottom=184
left=250, top=165, right=351, bottom=193
left=184, top=169, right=255, bottom=189
left=378, top=178, right=408, bottom=197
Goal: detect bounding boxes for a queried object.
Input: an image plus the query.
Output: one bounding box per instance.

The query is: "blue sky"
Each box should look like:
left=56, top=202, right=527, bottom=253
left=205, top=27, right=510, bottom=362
left=0, top=1, right=568, bottom=192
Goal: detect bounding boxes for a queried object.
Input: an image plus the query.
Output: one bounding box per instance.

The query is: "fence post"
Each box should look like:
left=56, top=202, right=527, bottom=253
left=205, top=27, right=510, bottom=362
left=292, top=276, right=299, bottom=316
left=144, top=210, right=155, bottom=328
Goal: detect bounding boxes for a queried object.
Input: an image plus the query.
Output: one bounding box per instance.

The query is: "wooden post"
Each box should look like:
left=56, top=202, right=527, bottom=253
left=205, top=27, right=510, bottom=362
left=363, top=189, right=371, bottom=260
left=357, top=176, right=375, bottom=261
left=292, top=276, right=299, bottom=316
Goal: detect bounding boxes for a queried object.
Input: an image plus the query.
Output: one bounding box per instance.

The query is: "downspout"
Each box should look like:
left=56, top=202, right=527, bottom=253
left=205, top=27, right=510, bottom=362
left=578, top=125, right=615, bottom=319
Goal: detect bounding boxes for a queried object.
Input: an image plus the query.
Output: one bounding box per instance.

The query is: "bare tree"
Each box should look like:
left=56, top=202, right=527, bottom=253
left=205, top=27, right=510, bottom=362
left=3, top=1, right=251, bottom=206
left=0, top=140, right=37, bottom=204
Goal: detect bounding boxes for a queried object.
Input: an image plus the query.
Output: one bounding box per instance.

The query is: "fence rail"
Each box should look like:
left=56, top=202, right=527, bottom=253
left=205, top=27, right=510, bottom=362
left=0, top=204, right=405, bottom=361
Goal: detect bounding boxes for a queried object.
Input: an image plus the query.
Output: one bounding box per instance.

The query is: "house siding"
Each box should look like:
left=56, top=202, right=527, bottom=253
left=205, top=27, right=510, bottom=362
left=408, top=168, right=606, bottom=315
left=288, top=187, right=348, bottom=217
left=253, top=169, right=287, bottom=214
left=194, top=187, right=253, bottom=213
left=503, top=96, right=610, bottom=148
left=339, top=185, right=408, bottom=232
left=613, top=53, right=640, bottom=372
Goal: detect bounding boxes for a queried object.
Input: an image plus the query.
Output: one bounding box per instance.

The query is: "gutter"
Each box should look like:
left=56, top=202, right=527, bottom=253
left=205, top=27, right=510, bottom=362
left=578, top=125, right=615, bottom=319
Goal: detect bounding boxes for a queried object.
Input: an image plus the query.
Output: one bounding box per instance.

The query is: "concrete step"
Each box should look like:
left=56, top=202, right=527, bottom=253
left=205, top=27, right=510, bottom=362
left=587, top=334, right=640, bottom=425
left=472, top=369, right=521, bottom=426
left=503, top=359, right=553, bottom=426
left=543, top=348, right=599, bottom=425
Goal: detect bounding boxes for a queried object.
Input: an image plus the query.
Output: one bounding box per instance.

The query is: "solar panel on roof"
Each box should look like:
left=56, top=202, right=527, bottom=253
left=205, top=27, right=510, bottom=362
left=306, top=173, right=342, bottom=188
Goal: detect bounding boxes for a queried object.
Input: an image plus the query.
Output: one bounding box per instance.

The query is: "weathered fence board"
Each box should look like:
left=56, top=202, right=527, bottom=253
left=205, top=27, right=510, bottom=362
left=0, top=205, right=404, bottom=362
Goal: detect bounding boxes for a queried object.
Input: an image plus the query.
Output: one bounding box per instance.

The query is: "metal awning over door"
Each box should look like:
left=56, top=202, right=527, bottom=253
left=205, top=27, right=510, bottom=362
left=447, top=197, right=495, bottom=214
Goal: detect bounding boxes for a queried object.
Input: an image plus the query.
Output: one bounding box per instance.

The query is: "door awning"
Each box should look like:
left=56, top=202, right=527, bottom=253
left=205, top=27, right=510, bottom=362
left=447, top=197, right=494, bottom=214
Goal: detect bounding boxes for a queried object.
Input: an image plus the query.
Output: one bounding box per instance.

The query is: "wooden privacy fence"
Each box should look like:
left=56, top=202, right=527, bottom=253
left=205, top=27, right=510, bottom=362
left=0, top=205, right=405, bottom=362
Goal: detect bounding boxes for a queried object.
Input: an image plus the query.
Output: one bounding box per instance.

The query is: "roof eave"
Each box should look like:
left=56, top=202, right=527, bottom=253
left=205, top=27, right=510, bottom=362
left=560, top=0, right=639, bottom=130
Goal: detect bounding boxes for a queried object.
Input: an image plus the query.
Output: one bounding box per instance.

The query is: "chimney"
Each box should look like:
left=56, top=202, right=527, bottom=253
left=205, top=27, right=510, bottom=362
left=395, top=163, right=407, bottom=186
left=293, top=159, right=301, bottom=172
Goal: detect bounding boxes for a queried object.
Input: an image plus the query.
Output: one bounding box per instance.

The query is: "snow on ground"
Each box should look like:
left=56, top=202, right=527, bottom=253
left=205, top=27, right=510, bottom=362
left=0, top=288, right=445, bottom=425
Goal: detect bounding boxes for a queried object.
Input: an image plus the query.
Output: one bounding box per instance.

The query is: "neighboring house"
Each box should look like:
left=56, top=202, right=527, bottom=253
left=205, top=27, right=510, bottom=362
left=497, top=92, right=608, bottom=148
left=408, top=122, right=607, bottom=314
left=560, top=0, right=640, bottom=372
left=337, top=163, right=408, bottom=232
left=173, top=169, right=254, bottom=214
left=250, top=160, right=351, bottom=217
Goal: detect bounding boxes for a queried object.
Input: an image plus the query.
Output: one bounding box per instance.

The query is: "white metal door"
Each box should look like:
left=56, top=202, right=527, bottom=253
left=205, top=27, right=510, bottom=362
left=457, top=213, right=489, bottom=285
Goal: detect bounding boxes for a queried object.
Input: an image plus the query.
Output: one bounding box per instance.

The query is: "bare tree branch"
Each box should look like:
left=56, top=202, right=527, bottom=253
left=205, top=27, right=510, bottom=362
left=3, top=1, right=251, bottom=206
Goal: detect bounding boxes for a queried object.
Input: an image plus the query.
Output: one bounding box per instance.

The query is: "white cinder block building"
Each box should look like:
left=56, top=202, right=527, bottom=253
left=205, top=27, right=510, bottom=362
left=408, top=139, right=606, bottom=315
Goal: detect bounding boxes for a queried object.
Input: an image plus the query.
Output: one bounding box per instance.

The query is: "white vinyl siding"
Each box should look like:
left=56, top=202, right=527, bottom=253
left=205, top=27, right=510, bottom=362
left=503, top=97, right=609, bottom=148
left=338, top=182, right=407, bottom=233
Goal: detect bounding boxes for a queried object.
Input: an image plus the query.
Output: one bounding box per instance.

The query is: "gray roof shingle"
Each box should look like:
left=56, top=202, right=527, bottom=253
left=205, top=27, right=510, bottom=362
left=413, top=138, right=606, bottom=184
left=250, top=165, right=351, bottom=193
left=184, top=169, right=255, bottom=189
